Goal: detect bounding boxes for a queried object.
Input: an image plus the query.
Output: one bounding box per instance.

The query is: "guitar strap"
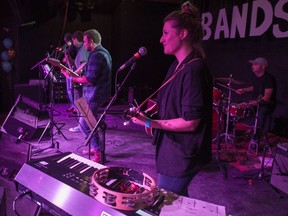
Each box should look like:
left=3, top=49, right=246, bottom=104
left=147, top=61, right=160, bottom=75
left=136, top=58, right=200, bottom=110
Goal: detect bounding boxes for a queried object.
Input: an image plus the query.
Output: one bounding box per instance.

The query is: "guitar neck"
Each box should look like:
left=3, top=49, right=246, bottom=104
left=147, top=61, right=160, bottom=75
left=64, top=53, right=75, bottom=71
left=58, top=63, right=80, bottom=77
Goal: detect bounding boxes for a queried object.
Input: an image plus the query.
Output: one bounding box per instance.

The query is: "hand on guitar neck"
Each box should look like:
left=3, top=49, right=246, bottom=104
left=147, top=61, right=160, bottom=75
left=122, top=99, right=158, bottom=136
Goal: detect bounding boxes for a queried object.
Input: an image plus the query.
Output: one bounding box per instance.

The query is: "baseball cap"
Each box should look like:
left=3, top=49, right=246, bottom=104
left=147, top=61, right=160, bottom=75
left=249, top=57, right=268, bottom=66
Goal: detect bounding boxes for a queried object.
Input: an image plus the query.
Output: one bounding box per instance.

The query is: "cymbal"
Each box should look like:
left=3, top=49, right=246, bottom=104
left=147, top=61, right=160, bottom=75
left=215, top=82, right=237, bottom=92
left=214, top=77, right=245, bottom=85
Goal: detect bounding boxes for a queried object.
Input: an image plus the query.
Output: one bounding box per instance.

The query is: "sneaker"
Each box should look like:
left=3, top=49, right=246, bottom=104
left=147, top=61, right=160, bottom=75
left=82, top=149, right=100, bottom=155
left=66, top=107, right=74, bottom=112
left=91, top=154, right=101, bottom=163
left=72, top=109, right=77, bottom=114
left=69, top=126, right=80, bottom=132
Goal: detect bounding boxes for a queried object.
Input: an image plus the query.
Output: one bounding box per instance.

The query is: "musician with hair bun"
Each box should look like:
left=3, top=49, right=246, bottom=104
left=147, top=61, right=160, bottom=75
left=131, top=1, right=213, bottom=196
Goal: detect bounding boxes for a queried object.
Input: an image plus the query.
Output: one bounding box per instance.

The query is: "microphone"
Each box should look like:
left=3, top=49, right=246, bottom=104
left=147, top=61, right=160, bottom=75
left=56, top=41, right=72, bottom=51
left=118, top=47, right=147, bottom=72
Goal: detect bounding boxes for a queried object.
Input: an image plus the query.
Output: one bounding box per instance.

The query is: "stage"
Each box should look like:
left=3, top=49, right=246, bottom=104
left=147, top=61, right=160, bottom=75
left=1, top=102, right=288, bottom=216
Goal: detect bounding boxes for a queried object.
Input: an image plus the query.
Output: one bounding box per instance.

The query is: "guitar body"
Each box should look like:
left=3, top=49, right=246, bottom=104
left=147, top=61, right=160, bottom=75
left=144, top=99, right=158, bottom=137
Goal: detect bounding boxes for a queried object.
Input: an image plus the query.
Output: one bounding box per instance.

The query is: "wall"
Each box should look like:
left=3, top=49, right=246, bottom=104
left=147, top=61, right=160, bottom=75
left=196, top=0, right=288, bottom=136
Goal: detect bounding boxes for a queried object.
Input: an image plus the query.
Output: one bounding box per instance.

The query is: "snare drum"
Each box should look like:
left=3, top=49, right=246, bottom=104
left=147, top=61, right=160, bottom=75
left=228, top=104, right=246, bottom=119
left=213, top=87, right=223, bottom=106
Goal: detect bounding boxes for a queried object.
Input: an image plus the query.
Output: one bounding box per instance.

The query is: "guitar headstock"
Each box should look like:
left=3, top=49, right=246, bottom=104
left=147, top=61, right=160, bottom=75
left=122, top=106, right=139, bottom=122
left=46, top=58, right=61, bottom=67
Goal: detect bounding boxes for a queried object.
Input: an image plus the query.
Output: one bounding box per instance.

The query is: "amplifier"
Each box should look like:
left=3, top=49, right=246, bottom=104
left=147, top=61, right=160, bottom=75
left=270, top=143, right=288, bottom=195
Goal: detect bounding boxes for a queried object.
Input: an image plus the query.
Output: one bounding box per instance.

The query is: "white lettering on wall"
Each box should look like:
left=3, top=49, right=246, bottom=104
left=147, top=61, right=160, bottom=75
left=201, top=0, right=288, bottom=40
left=250, top=0, right=273, bottom=36
left=273, top=0, right=288, bottom=38
left=214, top=9, right=230, bottom=39
left=230, top=3, right=248, bottom=38
left=202, top=12, right=213, bottom=40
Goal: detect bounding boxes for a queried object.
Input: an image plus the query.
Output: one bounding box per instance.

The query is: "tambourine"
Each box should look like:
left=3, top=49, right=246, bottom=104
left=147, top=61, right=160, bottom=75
left=90, top=167, right=156, bottom=211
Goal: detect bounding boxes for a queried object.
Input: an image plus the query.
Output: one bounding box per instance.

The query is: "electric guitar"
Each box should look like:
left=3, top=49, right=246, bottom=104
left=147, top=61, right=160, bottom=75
left=46, top=58, right=80, bottom=77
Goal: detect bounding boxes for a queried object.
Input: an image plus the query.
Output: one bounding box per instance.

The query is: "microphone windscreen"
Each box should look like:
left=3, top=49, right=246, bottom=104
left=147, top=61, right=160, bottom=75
left=139, top=47, right=147, bottom=56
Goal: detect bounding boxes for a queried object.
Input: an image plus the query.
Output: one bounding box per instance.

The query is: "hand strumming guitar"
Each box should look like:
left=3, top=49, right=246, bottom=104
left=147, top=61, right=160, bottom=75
left=131, top=112, right=149, bottom=127
left=61, top=68, right=70, bottom=79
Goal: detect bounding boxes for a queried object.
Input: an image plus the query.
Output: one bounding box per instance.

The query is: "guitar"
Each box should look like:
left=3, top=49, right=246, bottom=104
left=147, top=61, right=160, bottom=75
left=46, top=58, right=80, bottom=77
left=144, top=100, right=158, bottom=137
left=64, top=51, right=75, bottom=71
left=122, top=99, right=158, bottom=136
left=63, top=52, right=82, bottom=88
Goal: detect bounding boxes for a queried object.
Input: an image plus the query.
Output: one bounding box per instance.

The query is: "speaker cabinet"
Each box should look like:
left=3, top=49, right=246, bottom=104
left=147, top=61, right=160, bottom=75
left=1, top=95, right=48, bottom=140
left=270, top=143, right=288, bottom=195
left=0, top=131, right=31, bottom=181
left=14, top=84, right=49, bottom=104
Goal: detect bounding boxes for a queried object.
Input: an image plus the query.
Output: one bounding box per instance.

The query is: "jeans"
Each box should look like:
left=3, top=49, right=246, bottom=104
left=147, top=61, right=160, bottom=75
left=258, top=105, right=271, bottom=131
left=66, top=77, right=74, bottom=108
left=79, top=101, right=104, bottom=150
left=158, top=166, right=200, bottom=196
left=79, top=117, right=100, bottom=150
left=73, top=86, right=83, bottom=118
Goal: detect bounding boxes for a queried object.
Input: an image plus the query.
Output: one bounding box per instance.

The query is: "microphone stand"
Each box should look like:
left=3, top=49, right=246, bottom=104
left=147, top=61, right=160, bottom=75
left=30, top=58, right=47, bottom=71
left=215, top=99, right=228, bottom=180
left=84, top=62, right=137, bottom=164
left=30, top=45, right=62, bottom=71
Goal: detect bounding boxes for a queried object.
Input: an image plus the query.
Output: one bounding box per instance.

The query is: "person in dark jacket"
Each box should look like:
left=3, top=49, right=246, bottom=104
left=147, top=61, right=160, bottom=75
left=131, top=1, right=213, bottom=196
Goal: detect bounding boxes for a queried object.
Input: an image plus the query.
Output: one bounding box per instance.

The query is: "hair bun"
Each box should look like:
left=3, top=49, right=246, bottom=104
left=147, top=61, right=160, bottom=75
left=181, top=1, right=200, bottom=19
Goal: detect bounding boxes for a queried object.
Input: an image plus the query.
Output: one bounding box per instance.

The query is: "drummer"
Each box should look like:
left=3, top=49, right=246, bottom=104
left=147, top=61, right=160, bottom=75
left=236, top=57, right=277, bottom=138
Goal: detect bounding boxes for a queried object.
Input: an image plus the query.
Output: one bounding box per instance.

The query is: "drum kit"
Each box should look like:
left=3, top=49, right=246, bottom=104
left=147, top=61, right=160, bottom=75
left=212, top=75, right=250, bottom=152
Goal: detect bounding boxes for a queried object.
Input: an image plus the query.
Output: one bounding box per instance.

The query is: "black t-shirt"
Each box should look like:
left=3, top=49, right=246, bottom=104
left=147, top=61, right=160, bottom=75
left=251, top=71, right=277, bottom=109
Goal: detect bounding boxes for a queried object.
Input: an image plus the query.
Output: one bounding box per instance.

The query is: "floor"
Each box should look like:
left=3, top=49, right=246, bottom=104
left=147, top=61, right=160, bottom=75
left=1, top=102, right=288, bottom=216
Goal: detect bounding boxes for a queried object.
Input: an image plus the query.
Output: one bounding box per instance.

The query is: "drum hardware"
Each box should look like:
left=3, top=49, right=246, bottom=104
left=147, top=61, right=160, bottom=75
left=243, top=98, right=273, bottom=160
left=212, top=75, right=244, bottom=179
left=237, top=102, right=280, bottom=196
left=213, top=99, right=228, bottom=180
left=222, top=75, right=239, bottom=153
left=242, top=105, right=260, bottom=160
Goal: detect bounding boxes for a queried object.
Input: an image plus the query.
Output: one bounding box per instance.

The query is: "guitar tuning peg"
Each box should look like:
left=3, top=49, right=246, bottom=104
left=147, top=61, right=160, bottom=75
left=133, top=99, right=139, bottom=107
